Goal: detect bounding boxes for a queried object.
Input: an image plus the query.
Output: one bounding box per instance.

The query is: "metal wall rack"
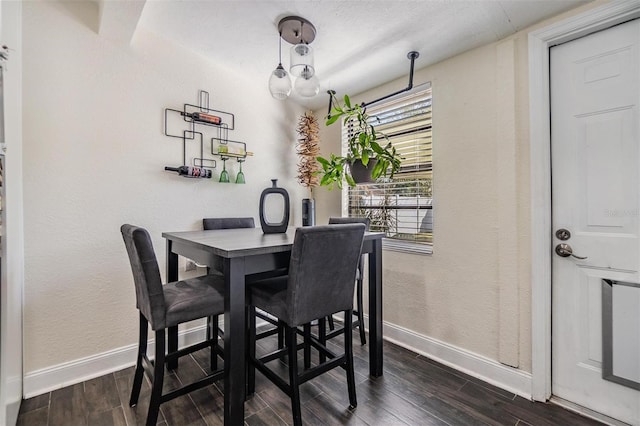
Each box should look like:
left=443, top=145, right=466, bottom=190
left=163, top=90, right=250, bottom=181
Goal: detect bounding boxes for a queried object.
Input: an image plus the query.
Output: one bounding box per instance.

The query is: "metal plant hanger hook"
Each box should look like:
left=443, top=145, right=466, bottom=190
left=326, top=51, right=420, bottom=116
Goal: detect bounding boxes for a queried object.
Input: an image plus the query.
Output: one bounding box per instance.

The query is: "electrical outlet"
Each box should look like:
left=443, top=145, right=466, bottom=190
left=185, top=260, right=197, bottom=272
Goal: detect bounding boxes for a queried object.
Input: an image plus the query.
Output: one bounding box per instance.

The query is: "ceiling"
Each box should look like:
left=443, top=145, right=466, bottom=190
left=137, top=0, right=589, bottom=111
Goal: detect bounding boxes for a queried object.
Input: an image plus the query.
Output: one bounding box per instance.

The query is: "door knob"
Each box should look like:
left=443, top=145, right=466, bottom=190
left=555, top=243, right=588, bottom=260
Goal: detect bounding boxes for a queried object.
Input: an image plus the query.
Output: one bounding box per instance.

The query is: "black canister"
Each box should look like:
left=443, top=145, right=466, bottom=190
left=259, top=179, right=290, bottom=233
left=301, top=198, right=315, bottom=226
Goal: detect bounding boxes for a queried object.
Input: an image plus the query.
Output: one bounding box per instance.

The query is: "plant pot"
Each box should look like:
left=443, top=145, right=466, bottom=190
left=350, top=159, right=378, bottom=184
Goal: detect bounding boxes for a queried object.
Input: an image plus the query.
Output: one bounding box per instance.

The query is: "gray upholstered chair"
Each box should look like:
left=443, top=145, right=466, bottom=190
left=202, top=217, right=255, bottom=230
left=202, top=217, right=284, bottom=351
left=120, top=224, right=225, bottom=426
left=202, top=217, right=255, bottom=276
left=328, top=216, right=370, bottom=345
left=247, top=224, right=366, bottom=426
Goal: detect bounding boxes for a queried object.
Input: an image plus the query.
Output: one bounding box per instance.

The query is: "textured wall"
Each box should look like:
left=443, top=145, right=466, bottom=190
left=312, top=1, right=605, bottom=374
left=314, top=41, right=510, bottom=363
left=22, top=1, right=305, bottom=373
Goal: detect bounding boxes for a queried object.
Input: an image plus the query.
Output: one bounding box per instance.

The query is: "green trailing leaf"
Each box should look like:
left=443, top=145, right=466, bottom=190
left=320, top=174, right=332, bottom=186
left=316, top=156, right=330, bottom=166
left=344, top=94, right=351, bottom=108
left=325, top=114, right=341, bottom=126
left=345, top=173, right=356, bottom=187
left=370, top=140, right=384, bottom=155
left=361, top=150, right=369, bottom=165
left=371, top=159, right=385, bottom=178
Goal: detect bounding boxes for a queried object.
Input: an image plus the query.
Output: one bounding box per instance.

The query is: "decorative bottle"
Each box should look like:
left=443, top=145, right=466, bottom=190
left=164, top=166, right=212, bottom=178
left=259, top=179, right=290, bottom=234
left=181, top=111, right=222, bottom=125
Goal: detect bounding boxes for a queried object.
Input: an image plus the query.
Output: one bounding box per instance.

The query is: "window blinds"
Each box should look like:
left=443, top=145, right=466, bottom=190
left=366, top=85, right=432, bottom=178
left=343, top=84, right=433, bottom=250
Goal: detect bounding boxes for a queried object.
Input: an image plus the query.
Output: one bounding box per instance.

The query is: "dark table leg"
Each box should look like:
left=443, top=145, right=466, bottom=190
left=166, top=240, right=179, bottom=370
left=368, top=238, right=383, bottom=377
left=224, top=256, right=246, bottom=425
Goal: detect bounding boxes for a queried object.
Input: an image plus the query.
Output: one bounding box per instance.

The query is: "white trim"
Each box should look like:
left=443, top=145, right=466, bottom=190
left=381, top=318, right=532, bottom=399
left=23, top=325, right=209, bottom=398
left=550, top=397, right=629, bottom=426
left=528, top=0, right=640, bottom=403
left=25, top=316, right=533, bottom=401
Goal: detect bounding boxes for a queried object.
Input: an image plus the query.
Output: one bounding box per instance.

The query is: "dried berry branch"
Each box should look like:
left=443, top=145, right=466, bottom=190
left=296, top=111, right=321, bottom=195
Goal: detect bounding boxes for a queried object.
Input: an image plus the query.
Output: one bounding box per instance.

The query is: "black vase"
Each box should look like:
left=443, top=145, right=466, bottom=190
left=302, top=198, right=315, bottom=226
left=259, top=179, right=290, bottom=234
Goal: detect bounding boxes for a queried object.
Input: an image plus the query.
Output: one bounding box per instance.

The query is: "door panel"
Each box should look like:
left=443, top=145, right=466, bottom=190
left=551, top=19, right=640, bottom=425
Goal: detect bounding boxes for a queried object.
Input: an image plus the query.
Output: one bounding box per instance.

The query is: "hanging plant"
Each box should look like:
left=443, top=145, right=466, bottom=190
left=317, top=93, right=402, bottom=189
left=296, top=111, right=321, bottom=196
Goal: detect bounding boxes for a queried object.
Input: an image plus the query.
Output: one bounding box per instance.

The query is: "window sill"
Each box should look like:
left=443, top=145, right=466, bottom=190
left=382, top=238, right=432, bottom=255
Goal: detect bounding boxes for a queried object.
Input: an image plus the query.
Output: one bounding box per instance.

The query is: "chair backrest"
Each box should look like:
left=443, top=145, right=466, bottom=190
left=203, top=217, right=255, bottom=230
left=329, top=216, right=369, bottom=272
left=286, top=224, right=365, bottom=326
left=120, top=224, right=166, bottom=330
left=328, top=216, right=370, bottom=231
left=203, top=217, right=255, bottom=274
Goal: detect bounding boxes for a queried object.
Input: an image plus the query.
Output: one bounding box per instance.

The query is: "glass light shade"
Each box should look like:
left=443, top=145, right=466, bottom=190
left=290, top=44, right=315, bottom=77
left=294, top=72, right=320, bottom=98
left=268, top=64, right=292, bottom=100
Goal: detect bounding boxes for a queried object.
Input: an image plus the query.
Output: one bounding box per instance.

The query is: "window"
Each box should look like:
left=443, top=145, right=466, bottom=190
left=343, top=84, right=433, bottom=254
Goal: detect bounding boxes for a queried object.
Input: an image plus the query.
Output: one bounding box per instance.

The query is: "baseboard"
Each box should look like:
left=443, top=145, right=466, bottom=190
left=24, top=317, right=532, bottom=401
left=23, top=325, right=209, bottom=398
left=377, top=316, right=532, bottom=399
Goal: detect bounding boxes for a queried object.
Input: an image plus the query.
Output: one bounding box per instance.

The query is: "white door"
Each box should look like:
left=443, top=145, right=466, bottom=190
left=551, top=19, right=640, bottom=425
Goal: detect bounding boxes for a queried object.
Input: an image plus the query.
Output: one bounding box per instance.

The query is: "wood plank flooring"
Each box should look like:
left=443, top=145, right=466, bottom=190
left=17, top=329, right=604, bottom=426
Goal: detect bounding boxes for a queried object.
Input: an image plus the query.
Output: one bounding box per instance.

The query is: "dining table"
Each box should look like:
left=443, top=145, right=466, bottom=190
left=162, top=226, right=384, bottom=425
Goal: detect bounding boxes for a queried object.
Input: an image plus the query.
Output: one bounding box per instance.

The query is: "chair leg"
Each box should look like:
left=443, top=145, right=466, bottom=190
left=277, top=320, right=285, bottom=349
left=208, top=315, right=218, bottom=371
left=129, top=312, right=148, bottom=407
left=147, top=329, right=166, bottom=426
left=247, top=306, right=257, bottom=396
left=318, top=317, right=327, bottom=364
left=277, top=320, right=286, bottom=360
left=286, top=326, right=302, bottom=426
left=327, top=314, right=335, bottom=331
left=303, top=323, right=311, bottom=370
left=356, top=273, right=366, bottom=345
left=167, top=325, right=178, bottom=370
left=343, top=310, right=357, bottom=409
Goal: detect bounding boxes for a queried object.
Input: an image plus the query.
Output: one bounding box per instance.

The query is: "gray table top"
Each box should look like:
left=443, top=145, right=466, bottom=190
left=163, top=226, right=383, bottom=259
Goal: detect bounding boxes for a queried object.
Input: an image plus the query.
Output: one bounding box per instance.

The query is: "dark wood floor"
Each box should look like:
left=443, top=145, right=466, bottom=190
left=17, top=328, right=604, bottom=426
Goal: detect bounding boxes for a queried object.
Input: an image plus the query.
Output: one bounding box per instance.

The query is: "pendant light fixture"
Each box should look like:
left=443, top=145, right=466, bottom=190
left=294, top=65, right=320, bottom=97
left=268, top=16, right=320, bottom=99
left=268, top=30, right=292, bottom=100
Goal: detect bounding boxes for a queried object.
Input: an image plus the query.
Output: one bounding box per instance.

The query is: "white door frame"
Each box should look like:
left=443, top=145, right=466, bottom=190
left=529, top=0, right=640, bottom=402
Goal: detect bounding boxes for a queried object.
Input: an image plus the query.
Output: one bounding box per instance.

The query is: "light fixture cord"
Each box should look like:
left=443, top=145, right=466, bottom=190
left=278, top=31, right=283, bottom=65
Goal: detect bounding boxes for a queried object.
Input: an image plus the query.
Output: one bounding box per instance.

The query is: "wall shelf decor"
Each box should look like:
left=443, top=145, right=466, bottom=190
left=163, top=90, right=251, bottom=182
